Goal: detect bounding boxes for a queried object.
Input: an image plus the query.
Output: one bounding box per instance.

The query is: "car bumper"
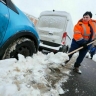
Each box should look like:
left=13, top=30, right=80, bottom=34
left=39, top=42, right=62, bottom=52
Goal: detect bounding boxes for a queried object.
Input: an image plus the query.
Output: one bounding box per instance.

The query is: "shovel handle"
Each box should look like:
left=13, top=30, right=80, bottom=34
left=68, top=39, right=96, bottom=56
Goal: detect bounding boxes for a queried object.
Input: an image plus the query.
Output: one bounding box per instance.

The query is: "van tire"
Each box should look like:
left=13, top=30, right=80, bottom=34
left=3, top=38, right=36, bottom=59
left=59, top=45, right=68, bottom=53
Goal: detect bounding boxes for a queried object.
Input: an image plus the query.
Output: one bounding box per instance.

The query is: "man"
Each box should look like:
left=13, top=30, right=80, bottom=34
left=66, top=11, right=96, bottom=74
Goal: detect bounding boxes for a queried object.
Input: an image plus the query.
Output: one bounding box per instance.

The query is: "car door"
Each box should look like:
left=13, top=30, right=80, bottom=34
left=0, top=0, right=9, bottom=44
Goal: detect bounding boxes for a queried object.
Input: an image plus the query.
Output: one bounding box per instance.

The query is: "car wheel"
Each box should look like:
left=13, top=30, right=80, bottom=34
left=3, top=38, right=36, bottom=59
left=39, top=47, right=43, bottom=51
left=59, top=45, right=68, bottom=53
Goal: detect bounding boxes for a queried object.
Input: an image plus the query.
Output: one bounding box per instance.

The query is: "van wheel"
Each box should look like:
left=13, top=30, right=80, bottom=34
left=3, top=38, right=36, bottom=59
left=59, top=45, right=68, bottom=53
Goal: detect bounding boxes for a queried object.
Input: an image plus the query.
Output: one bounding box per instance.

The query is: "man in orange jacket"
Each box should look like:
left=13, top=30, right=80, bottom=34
left=66, top=11, right=96, bottom=74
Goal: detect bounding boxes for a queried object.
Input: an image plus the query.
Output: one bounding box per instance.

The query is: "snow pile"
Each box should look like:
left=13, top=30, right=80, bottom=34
left=0, top=51, right=95, bottom=96
left=0, top=52, right=71, bottom=96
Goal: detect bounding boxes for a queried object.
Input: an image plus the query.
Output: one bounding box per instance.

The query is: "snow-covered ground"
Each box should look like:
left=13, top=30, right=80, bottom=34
left=0, top=52, right=69, bottom=96
left=0, top=51, right=96, bottom=96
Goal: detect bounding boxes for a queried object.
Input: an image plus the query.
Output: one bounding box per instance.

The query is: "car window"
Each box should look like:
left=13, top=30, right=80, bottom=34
left=0, top=0, right=6, bottom=4
left=6, top=0, right=19, bottom=14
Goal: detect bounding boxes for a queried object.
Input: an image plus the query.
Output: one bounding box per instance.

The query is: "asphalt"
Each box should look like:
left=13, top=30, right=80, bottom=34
left=60, top=58, right=96, bottom=96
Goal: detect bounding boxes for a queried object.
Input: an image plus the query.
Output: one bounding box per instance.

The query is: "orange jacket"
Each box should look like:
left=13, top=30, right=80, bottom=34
left=73, top=19, right=96, bottom=41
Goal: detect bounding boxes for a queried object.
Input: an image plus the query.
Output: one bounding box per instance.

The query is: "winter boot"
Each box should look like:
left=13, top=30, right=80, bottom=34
left=73, top=67, right=82, bottom=74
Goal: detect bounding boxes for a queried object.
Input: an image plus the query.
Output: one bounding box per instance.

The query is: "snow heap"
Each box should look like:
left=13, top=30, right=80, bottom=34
left=0, top=52, right=72, bottom=96
left=0, top=51, right=95, bottom=96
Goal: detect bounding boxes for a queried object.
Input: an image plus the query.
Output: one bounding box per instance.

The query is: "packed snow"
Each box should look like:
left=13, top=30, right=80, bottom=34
left=0, top=51, right=96, bottom=96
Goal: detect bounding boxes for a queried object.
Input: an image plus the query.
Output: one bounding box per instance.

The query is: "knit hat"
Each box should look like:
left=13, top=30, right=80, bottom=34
left=83, top=11, right=92, bottom=18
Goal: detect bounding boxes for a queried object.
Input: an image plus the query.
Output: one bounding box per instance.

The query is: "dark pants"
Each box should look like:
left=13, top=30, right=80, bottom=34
left=90, top=52, right=95, bottom=59
left=68, top=39, right=90, bottom=67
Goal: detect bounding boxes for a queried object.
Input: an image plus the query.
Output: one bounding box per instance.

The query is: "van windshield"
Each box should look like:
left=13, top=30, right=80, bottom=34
left=37, top=15, right=67, bottom=31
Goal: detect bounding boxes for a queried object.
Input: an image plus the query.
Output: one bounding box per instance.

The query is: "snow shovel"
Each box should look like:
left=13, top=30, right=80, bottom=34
left=68, top=39, right=96, bottom=56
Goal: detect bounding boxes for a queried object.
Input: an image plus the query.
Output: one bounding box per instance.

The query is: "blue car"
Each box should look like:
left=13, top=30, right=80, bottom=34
left=0, top=0, right=40, bottom=59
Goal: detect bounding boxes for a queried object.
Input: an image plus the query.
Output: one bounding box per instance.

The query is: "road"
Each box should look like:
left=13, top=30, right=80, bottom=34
left=60, top=58, right=96, bottom=96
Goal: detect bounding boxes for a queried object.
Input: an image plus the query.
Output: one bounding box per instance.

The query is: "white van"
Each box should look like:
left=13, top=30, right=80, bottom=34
left=36, top=10, right=73, bottom=53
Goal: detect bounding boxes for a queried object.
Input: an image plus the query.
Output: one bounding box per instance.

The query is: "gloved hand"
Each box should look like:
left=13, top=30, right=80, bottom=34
left=81, top=42, right=88, bottom=48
